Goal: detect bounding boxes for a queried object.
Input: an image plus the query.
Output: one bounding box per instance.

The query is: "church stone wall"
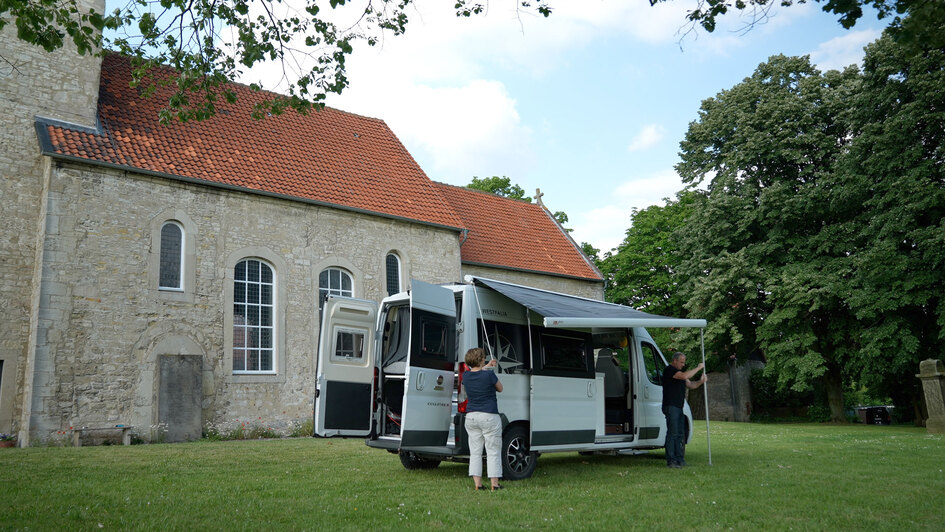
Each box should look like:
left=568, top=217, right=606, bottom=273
left=461, top=264, right=604, bottom=301
left=29, top=160, right=461, bottom=441
left=0, top=3, right=104, bottom=436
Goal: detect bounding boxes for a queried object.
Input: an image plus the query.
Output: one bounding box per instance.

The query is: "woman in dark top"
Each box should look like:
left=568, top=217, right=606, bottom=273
left=462, top=347, right=504, bottom=491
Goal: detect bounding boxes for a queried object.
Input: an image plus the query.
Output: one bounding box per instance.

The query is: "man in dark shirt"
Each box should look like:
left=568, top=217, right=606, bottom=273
left=662, top=352, right=707, bottom=468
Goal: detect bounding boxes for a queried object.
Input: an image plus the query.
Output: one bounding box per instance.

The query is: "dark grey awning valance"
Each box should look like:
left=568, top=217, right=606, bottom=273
left=470, top=276, right=706, bottom=329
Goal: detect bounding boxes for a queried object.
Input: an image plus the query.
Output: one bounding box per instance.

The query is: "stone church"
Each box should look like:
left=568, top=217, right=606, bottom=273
left=0, top=6, right=602, bottom=445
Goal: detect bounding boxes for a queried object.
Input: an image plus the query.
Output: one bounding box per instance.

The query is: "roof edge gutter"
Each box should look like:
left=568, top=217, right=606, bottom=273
left=462, top=261, right=603, bottom=283
left=37, top=146, right=466, bottom=234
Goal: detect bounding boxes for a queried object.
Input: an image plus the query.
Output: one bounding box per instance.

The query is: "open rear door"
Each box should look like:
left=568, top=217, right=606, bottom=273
left=400, top=280, right=457, bottom=449
left=314, top=296, right=378, bottom=437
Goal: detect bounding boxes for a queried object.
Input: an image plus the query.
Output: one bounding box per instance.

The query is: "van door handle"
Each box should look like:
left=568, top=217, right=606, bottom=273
left=588, top=382, right=595, bottom=398
left=416, top=372, right=425, bottom=391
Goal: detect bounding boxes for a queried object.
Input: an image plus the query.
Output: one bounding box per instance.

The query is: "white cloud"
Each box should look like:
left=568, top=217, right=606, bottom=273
left=627, top=124, right=666, bottom=152
left=324, top=37, right=536, bottom=183
left=570, top=169, right=685, bottom=253
left=386, top=81, right=535, bottom=183
left=809, top=29, right=881, bottom=72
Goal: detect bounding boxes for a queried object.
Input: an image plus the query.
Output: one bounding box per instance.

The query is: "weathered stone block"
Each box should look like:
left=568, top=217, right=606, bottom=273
left=917, top=359, right=945, bottom=434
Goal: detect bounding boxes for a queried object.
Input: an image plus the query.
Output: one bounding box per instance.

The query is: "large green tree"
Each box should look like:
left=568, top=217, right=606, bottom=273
left=835, top=31, right=945, bottom=419
left=675, top=55, right=860, bottom=420
left=600, top=190, right=698, bottom=319
left=0, top=0, right=550, bottom=122
left=598, top=190, right=702, bottom=354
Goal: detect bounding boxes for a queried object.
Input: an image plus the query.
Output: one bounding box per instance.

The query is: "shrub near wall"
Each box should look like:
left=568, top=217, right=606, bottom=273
left=749, top=369, right=818, bottom=421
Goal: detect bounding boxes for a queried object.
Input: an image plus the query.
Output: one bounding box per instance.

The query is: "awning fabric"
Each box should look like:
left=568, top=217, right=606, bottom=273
left=471, top=276, right=706, bottom=329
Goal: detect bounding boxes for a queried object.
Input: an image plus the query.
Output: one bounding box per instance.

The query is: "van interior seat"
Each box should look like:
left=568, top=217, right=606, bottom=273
left=595, top=349, right=626, bottom=398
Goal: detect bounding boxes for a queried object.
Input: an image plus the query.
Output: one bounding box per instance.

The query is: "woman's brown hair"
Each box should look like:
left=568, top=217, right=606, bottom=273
left=464, top=347, right=486, bottom=368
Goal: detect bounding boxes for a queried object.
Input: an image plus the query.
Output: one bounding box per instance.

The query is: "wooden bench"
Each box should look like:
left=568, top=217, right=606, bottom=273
left=72, top=425, right=134, bottom=447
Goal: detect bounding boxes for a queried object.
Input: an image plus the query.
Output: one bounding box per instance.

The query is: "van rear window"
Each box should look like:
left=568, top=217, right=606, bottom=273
left=332, top=327, right=367, bottom=363
left=420, top=321, right=448, bottom=358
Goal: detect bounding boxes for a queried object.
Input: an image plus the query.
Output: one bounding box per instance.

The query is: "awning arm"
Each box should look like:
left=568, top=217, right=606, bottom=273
left=543, top=317, right=707, bottom=329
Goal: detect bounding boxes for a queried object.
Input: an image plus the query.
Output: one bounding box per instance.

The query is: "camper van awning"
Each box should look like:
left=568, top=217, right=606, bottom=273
left=471, top=277, right=707, bottom=329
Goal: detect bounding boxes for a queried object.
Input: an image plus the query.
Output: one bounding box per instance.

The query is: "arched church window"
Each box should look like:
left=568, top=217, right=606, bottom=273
left=159, top=221, right=184, bottom=290
left=385, top=253, right=402, bottom=296
left=233, top=258, right=275, bottom=373
left=319, top=267, right=353, bottom=312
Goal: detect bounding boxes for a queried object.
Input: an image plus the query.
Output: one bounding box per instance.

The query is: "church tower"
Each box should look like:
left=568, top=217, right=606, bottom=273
left=0, top=0, right=105, bottom=443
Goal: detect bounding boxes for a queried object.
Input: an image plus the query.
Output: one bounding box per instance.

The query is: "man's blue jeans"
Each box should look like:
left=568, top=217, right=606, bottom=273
left=663, top=405, right=685, bottom=465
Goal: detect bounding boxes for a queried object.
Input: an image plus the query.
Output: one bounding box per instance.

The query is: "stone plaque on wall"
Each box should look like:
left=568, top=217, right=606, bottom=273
left=159, top=355, right=203, bottom=442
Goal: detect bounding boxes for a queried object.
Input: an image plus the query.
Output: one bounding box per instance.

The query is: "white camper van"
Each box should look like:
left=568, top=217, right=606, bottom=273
left=313, top=277, right=706, bottom=479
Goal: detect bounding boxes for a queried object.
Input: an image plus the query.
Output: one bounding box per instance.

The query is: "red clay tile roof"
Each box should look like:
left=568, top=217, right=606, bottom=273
left=39, top=53, right=463, bottom=230
left=37, top=54, right=600, bottom=281
left=433, top=183, right=602, bottom=281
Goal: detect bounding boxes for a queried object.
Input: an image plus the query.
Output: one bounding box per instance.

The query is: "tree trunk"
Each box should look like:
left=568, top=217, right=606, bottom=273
left=912, top=384, right=927, bottom=427
left=824, top=365, right=846, bottom=422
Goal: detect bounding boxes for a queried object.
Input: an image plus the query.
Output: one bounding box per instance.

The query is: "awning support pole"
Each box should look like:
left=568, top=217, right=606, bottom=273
left=472, top=287, right=494, bottom=360
left=701, top=329, right=712, bottom=465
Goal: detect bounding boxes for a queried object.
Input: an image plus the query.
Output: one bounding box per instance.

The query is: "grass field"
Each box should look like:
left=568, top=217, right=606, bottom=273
left=2, top=422, right=943, bottom=530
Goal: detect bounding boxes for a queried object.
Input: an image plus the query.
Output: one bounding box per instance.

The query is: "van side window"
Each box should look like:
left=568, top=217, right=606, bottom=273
left=477, top=319, right=529, bottom=372
left=542, top=334, right=587, bottom=371
left=641, top=342, right=665, bottom=385
left=533, top=330, right=593, bottom=378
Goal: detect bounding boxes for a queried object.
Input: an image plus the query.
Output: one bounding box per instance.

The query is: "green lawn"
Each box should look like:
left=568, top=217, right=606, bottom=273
left=2, top=422, right=943, bottom=530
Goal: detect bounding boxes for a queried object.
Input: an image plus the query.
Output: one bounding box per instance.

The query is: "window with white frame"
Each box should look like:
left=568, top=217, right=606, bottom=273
left=233, top=259, right=275, bottom=373
left=318, top=267, right=353, bottom=312
left=159, top=221, right=184, bottom=290
left=331, top=327, right=367, bottom=363
left=385, top=253, right=401, bottom=296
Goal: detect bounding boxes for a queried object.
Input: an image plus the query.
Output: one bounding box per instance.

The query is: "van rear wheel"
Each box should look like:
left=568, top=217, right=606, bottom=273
left=399, top=450, right=441, bottom=470
left=502, top=425, right=537, bottom=480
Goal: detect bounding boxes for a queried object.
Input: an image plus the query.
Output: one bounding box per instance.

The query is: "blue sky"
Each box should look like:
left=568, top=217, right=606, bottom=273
left=293, top=1, right=885, bottom=253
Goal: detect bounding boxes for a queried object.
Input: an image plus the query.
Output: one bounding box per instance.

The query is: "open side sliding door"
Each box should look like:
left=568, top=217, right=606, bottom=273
left=634, top=331, right=668, bottom=445
left=400, top=280, right=456, bottom=450
left=314, top=296, right=378, bottom=437
left=529, top=328, right=597, bottom=450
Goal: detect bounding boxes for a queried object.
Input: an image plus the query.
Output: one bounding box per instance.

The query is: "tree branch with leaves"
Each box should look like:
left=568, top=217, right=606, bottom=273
left=0, top=0, right=551, bottom=122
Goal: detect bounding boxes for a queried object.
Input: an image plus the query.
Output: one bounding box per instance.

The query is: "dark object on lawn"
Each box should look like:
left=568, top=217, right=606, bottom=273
left=856, top=406, right=892, bottom=425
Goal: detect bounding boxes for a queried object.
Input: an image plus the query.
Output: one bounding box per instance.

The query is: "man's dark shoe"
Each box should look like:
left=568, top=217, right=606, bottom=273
left=668, top=462, right=682, bottom=469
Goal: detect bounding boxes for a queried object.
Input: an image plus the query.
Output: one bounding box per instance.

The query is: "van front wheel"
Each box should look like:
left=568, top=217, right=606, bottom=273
left=502, top=426, right=537, bottom=480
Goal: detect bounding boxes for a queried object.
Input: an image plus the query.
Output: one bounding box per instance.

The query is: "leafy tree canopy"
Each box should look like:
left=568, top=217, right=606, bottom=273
left=675, top=53, right=861, bottom=419
left=600, top=190, right=699, bottom=319
left=466, top=176, right=531, bottom=202
left=836, top=30, right=945, bottom=411
left=673, top=17, right=944, bottom=420
left=0, top=0, right=550, bottom=122
left=598, top=191, right=702, bottom=357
